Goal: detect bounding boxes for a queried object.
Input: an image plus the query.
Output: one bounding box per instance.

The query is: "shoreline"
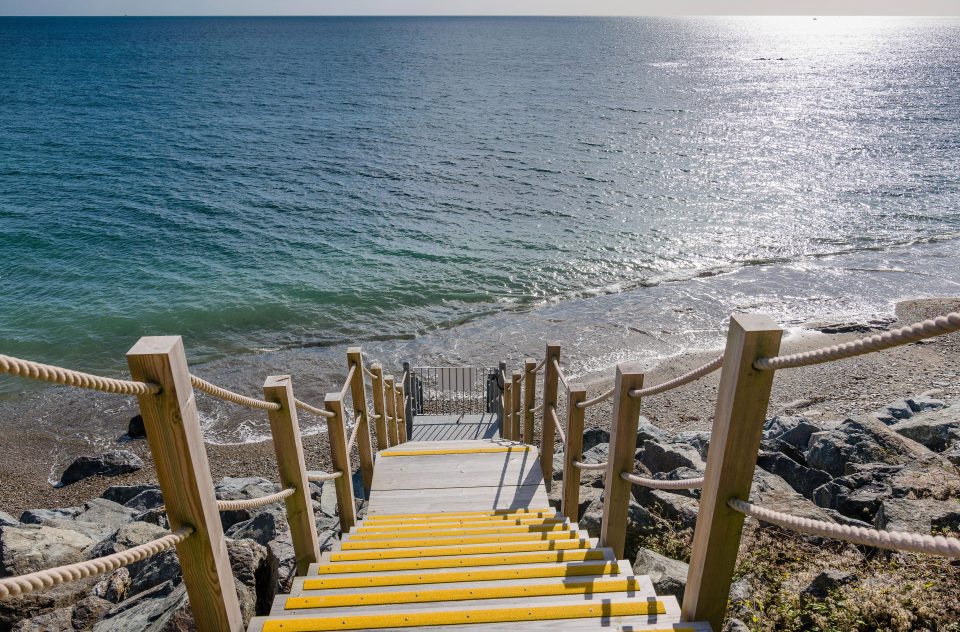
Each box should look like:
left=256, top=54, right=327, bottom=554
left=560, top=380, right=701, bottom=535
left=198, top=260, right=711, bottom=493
left=2, top=296, right=960, bottom=515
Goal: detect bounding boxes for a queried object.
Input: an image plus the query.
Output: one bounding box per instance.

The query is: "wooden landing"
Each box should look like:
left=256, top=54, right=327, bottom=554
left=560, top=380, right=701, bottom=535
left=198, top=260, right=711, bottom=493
left=409, top=413, right=500, bottom=442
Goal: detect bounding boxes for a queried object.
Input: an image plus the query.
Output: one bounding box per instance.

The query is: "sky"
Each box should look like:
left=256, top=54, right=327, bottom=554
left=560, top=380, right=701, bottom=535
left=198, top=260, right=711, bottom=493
left=3, top=0, right=959, bottom=16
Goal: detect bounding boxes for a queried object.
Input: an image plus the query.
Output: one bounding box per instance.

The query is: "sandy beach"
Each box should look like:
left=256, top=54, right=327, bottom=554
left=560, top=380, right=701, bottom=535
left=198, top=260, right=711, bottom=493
left=2, top=297, right=959, bottom=517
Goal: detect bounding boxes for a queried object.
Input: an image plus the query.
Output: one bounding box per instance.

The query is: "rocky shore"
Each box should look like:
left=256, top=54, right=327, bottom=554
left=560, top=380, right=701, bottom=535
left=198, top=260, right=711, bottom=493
left=1, top=297, right=959, bottom=630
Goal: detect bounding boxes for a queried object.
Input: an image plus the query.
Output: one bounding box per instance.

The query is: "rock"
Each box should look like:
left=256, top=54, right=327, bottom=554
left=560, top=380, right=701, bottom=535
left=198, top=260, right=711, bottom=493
left=891, top=408, right=960, bottom=452
left=126, top=548, right=182, bottom=597
left=757, top=451, right=831, bottom=499
left=582, top=428, right=609, bottom=453
left=225, top=509, right=286, bottom=546
left=71, top=595, right=112, bottom=630
left=127, top=414, right=146, bottom=439
left=102, top=484, right=159, bottom=506
left=0, top=579, right=98, bottom=630
left=764, top=415, right=822, bottom=451
left=577, top=443, right=610, bottom=488
left=580, top=493, right=656, bottom=560
left=268, top=536, right=297, bottom=593
left=88, top=521, right=168, bottom=558
left=724, top=619, right=751, bottom=632
left=0, top=511, right=19, bottom=527
left=59, top=450, right=144, bottom=486
left=93, top=568, right=131, bottom=603
left=874, top=498, right=960, bottom=534
left=19, top=507, right=82, bottom=524
left=946, top=441, right=960, bottom=466
left=125, top=489, right=165, bottom=513
left=0, top=525, right=94, bottom=576
left=872, top=400, right=915, bottom=425
left=635, top=440, right=704, bottom=475
left=10, top=607, right=74, bottom=631
left=632, top=548, right=688, bottom=601
left=76, top=498, right=139, bottom=528
left=227, top=538, right=277, bottom=619
left=92, top=580, right=193, bottom=631
left=751, top=469, right=837, bottom=523
left=806, top=416, right=939, bottom=477
left=674, top=431, right=711, bottom=461
left=801, top=569, right=857, bottom=601
left=319, top=480, right=339, bottom=517
left=636, top=417, right=669, bottom=445
left=641, top=490, right=699, bottom=530
left=41, top=519, right=115, bottom=542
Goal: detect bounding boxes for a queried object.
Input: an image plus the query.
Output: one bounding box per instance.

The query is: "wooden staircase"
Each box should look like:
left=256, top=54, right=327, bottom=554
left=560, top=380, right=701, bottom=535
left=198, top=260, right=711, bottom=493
left=248, top=439, right=710, bottom=631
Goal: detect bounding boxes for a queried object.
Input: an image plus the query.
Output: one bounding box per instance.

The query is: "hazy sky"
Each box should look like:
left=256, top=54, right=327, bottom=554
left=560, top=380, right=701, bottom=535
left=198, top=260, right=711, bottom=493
left=3, top=0, right=959, bottom=16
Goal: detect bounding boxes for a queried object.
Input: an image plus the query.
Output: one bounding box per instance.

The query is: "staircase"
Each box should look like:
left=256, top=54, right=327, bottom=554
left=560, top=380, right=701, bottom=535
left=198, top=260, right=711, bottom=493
left=249, top=439, right=710, bottom=631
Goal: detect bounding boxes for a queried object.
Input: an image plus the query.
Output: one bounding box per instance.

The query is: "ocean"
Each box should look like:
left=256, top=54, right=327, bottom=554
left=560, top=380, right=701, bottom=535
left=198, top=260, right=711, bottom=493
left=2, top=16, right=959, bottom=446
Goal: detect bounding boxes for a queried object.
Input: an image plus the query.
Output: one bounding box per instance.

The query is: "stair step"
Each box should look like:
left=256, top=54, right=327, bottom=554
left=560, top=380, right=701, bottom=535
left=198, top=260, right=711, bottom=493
left=380, top=445, right=535, bottom=457
left=339, top=530, right=583, bottom=550
left=361, top=508, right=555, bottom=523
left=290, top=559, right=630, bottom=593
left=328, top=537, right=595, bottom=562
left=349, top=519, right=569, bottom=536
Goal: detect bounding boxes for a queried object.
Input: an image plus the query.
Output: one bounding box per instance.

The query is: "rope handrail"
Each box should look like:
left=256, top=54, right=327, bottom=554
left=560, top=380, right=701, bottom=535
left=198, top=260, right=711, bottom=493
left=551, top=358, right=571, bottom=392
left=0, top=353, right=160, bottom=396
left=547, top=405, right=566, bottom=445
left=578, top=387, right=614, bottom=409
left=347, top=422, right=360, bottom=452
left=295, top=398, right=335, bottom=418
left=364, top=366, right=377, bottom=379
left=527, top=358, right=546, bottom=374
left=307, top=471, right=343, bottom=482
left=216, top=487, right=295, bottom=512
left=755, top=312, right=960, bottom=371
left=622, top=472, right=704, bottom=490
left=629, top=354, right=724, bottom=398
left=573, top=460, right=607, bottom=471
left=339, top=365, right=357, bottom=400
left=729, top=498, right=960, bottom=558
left=190, top=374, right=280, bottom=411
left=528, top=402, right=542, bottom=415
left=0, top=526, right=192, bottom=599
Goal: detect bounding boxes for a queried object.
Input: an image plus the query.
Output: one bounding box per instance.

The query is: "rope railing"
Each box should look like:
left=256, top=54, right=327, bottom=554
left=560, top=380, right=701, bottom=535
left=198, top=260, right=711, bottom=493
left=306, top=471, right=343, bottom=483
left=729, top=498, right=960, bottom=558
left=339, top=365, right=356, bottom=399
left=573, top=460, right=607, bottom=471
left=215, top=487, right=295, bottom=512
left=0, top=526, right=193, bottom=599
left=0, top=353, right=160, bottom=395
left=347, top=422, right=360, bottom=452
left=189, top=374, right=280, bottom=411
left=551, top=358, right=571, bottom=391
left=527, top=358, right=546, bottom=374
left=547, top=405, right=566, bottom=445
left=622, top=472, right=705, bottom=490
left=295, top=398, right=335, bottom=418
left=755, top=312, right=960, bottom=371
left=578, top=386, right=614, bottom=409
left=629, top=354, right=723, bottom=398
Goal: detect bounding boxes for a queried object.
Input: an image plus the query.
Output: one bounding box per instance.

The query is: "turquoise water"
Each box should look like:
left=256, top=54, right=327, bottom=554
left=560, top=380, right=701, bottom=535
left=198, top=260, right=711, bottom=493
left=2, top=17, right=960, bottom=445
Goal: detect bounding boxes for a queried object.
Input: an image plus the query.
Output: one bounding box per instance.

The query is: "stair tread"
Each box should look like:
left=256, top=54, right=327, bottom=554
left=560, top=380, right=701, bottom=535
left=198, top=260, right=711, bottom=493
left=338, top=529, right=586, bottom=549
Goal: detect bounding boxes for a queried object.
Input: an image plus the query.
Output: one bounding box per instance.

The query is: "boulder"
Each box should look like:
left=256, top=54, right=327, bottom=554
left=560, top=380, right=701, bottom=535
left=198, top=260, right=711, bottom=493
left=227, top=538, right=277, bottom=618
left=19, top=507, right=82, bottom=525
left=125, top=489, right=165, bottom=513
left=40, top=519, right=115, bottom=542
left=92, top=567, right=131, bottom=603
left=319, top=480, right=339, bottom=517
left=9, top=607, right=74, bottom=631
left=0, top=525, right=94, bottom=576
left=75, top=498, right=139, bottom=528
left=872, top=396, right=947, bottom=425
left=946, top=441, right=960, bottom=467
left=126, top=549, right=182, bottom=597
left=71, top=595, right=112, bottom=630
left=102, top=484, right=159, bottom=506
left=632, top=548, right=688, bottom=601
left=576, top=443, right=610, bottom=488
left=88, top=521, right=169, bottom=559
left=635, top=440, right=704, bottom=475
left=764, top=415, right=822, bottom=451
left=636, top=417, right=669, bottom=446
left=891, top=408, right=960, bottom=452
left=127, top=414, right=147, bottom=439
left=874, top=498, right=960, bottom=534
left=580, top=493, right=656, bottom=560
left=751, top=469, right=837, bottom=523
left=806, top=417, right=939, bottom=477
left=92, top=580, right=192, bottom=631
left=641, top=490, right=699, bottom=530
left=0, top=579, right=98, bottom=630
left=268, top=536, right=297, bottom=593
left=225, top=509, right=286, bottom=546
left=757, top=451, right=831, bottom=499
left=724, top=620, right=751, bottom=632
left=801, top=569, right=857, bottom=601
left=674, top=431, right=711, bottom=461
left=59, top=451, right=143, bottom=486
left=582, top=428, right=609, bottom=453
left=0, top=511, right=19, bottom=528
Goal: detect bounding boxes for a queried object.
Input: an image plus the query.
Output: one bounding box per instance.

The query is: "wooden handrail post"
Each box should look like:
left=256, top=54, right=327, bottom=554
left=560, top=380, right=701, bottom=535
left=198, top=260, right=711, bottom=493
left=560, top=384, right=586, bottom=521
left=324, top=392, right=357, bottom=532
left=127, top=337, right=243, bottom=632
left=402, top=361, right=414, bottom=438
left=384, top=375, right=399, bottom=446
left=599, top=364, right=644, bottom=558
left=395, top=384, right=408, bottom=444
left=511, top=370, right=522, bottom=443
left=540, top=343, right=561, bottom=489
left=263, top=375, right=321, bottom=575
left=369, top=363, right=389, bottom=449
left=346, top=348, right=374, bottom=497
left=497, top=361, right=507, bottom=436
left=682, top=314, right=782, bottom=630
left=523, top=359, right=536, bottom=445
left=503, top=377, right=513, bottom=441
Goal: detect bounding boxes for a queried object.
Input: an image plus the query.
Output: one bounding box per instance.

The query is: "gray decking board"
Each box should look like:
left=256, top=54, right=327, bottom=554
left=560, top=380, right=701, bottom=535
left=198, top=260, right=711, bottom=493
left=409, top=413, right=500, bottom=442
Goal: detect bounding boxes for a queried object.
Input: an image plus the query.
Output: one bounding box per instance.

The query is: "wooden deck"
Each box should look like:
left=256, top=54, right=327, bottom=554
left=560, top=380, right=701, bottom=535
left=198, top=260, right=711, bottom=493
left=408, top=413, right=500, bottom=442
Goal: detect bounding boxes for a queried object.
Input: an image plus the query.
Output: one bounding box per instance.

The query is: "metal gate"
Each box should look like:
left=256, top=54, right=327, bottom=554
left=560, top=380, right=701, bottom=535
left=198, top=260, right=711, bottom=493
left=409, top=366, right=501, bottom=416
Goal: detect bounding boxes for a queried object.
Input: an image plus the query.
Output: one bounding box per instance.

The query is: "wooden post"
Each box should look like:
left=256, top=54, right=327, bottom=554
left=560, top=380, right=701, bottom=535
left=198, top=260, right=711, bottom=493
left=324, top=392, right=357, bottom=532
left=497, top=361, right=507, bottom=436
left=561, top=384, right=586, bottom=521
left=511, top=370, right=522, bottom=442
left=395, top=384, right=408, bottom=444
left=384, top=375, right=398, bottom=446
left=263, top=375, right=321, bottom=575
left=503, top=378, right=513, bottom=441
left=523, top=359, right=536, bottom=445
left=540, top=343, right=561, bottom=489
left=682, top=314, right=782, bottom=630
left=127, top=337, right=243, bottom=632
left=369, top=363, right=389, bottom=450
left=346, top=348, right=374, bottom=497
left=599, top=364, right=645, bottom=558
left=402, top=361, right=414, bottom=437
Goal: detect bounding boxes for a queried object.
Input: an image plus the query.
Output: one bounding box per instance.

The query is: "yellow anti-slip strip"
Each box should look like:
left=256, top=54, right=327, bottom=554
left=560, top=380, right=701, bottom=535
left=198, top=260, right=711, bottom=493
left=356, top=516, right=564, bottom=532
left=351, top=523, right=569, bottom=539
left=341, top=531, right=578, bottom=550
left=331, top=538, right=591, bottom=561
left=262, top=601, right=676, bottom=632
left=380, top=446, right=533, bottom=457
left=302, top=561, right=620, bottom=590
left=318, top=548, right=607, bottom=573
left=365, top=507, right=553, bottom=522
left=287, top=576, right=644, bottom=609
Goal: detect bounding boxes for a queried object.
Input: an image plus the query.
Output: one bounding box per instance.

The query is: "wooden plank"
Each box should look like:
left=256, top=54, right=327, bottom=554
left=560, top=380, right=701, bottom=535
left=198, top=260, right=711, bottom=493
left=370, top=456, right=542, bottom=491
left=503, top=379, right=513, bottom=441
left=540, top=343, right=561, bottom=490
left=560, top=384, right=586, bottom=521
left=308, top=548, right=613, bottom=575
left=324, top=391, right=357, bottom=532
left=599, top=364, right=644, bottom=559
left=511, top=370, right=522, bottom=443
left=263, top=375, right=321, bottom=576
left=682, top=314, right=782, bottom=631
left=395, top=382, right=408, bottom=444
left=367, top=485, right=549, bottom=516
left=369, top=364, right=389, bottom=450
left=347, top=348, right=374, bottom=495
left=523, top=359, right=536, bottom=445
left=384, top=375, right=399, bottom=446
left=127, top=336, right=244, bottom=632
